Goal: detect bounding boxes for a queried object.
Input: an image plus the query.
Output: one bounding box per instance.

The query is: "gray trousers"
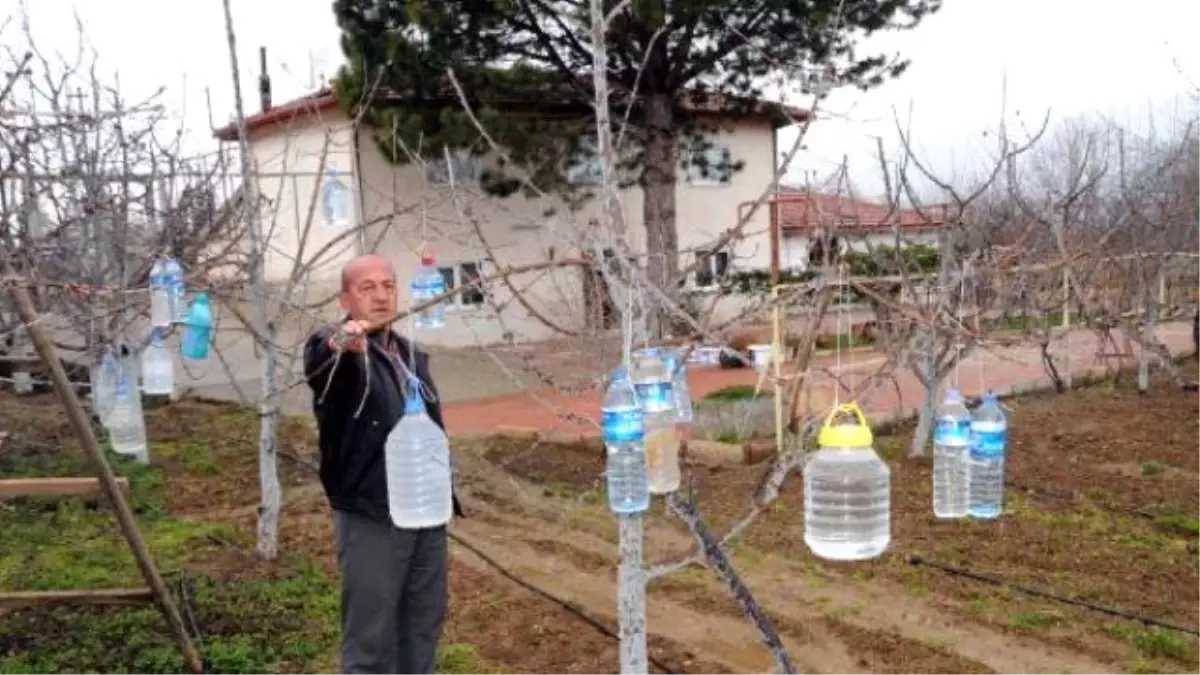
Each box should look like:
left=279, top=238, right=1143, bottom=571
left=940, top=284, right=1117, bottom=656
left=333, top=510, right=448, bottom=674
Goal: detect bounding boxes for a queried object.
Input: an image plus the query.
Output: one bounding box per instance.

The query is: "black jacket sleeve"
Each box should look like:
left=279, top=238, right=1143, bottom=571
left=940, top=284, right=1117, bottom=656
left=303, top=324, right=361, bottom=406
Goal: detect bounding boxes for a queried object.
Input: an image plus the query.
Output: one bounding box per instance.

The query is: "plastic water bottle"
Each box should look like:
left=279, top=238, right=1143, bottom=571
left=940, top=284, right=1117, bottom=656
left=665, top=349, right=694, bottom=438
left=141, top=328, right=174, bottom=396
left=804, top=402, right=890, bottom=561
left=968, top=392, right=1008, bottom=519
left=11, top=324, right=32, bottom=395
left=148, top=258, right=171, bottom=327
left=91, top=347, right=118, bottom=425
left=107, top=351, right=148, bottom=463
left=181, top=292, right=213, bottom=361
left=163, top=258, right=186, bottom=323
left=602, top=366, right=649, bottom=514
left=384, top=375, right=453, bottom=528
left=411, top=253, right=446, bottom=329
left=631, top=347, right=680, bottom=494
left=932, top=388, right=971, bottom=518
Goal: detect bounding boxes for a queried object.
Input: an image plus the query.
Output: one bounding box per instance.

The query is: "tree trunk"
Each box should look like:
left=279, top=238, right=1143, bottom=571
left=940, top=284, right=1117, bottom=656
left=640, top=94, right=679, bottom=339
left=909, top=330, right=939, bottom=458
left=256, top=320, right=282, bottom=558
left=617, top=514, right=647, bottom=674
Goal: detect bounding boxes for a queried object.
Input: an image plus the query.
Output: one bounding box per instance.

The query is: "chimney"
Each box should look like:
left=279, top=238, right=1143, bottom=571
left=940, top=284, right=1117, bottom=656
left=258, top=46, right=272, bottom=112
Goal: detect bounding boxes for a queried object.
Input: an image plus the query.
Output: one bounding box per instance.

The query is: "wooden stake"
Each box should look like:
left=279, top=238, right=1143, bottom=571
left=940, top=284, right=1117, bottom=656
left=0, top=588, right=153, bottom=610
left=3, top=280, right=205, bottom=674
left=0, top=476, right=129, bottom=499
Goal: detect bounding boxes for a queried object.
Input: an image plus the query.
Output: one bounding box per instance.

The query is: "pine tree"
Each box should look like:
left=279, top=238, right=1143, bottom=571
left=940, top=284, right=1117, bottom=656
left=333, top=0, right=940, bottom=326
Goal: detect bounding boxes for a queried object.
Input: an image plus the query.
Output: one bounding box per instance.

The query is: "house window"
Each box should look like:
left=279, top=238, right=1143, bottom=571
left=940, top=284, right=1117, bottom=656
left=426, top=150, right=483, bottom=185
left=694, top=248, right=730, bottom=288
left=685, top=140, right=733, bottom=186
left=437, top=261, right=486, bottom=307
left=566, top=137, right=603, bottom=186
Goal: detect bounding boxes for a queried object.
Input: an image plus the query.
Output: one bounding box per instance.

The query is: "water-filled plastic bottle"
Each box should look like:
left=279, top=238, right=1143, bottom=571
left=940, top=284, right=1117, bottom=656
left=411, top=253, right=447, bottom=329
left=932, top=388, right=971, bottom=518
left=11, top=324, right=31, bottom=395
left=321, top=165, right=351, bottom=227
left=163, top=258, right=186, bottom=323
left=181, top=292, right=213, bottom=361
left=384, top=375, right=453, bottom=528
left=968, top=391, right=1007, bottom=518
left=631, top=347, right=680, bottom=494
left=602, top=366, right=649, bottom=514
left=107, top=351, right=148, bottom=463
left=804, top=402, right=890, bottom=561
left=141, top=328, right=174, bottom=396
left=666, top=349, right=694, bottom=437
left=91, top=347, right=118, bottom=425
left=148, top=258, right=171, bottom=327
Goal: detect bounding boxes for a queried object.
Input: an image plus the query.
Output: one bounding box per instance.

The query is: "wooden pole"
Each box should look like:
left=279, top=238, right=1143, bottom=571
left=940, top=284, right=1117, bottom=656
left=3, top=278, right=205, bottom=674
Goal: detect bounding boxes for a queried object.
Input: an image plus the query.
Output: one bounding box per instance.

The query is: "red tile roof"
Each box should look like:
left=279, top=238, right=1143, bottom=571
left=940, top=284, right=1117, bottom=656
left=213, top=85, right=808, bottom=141
left=775, top=188, right=948, bottom=233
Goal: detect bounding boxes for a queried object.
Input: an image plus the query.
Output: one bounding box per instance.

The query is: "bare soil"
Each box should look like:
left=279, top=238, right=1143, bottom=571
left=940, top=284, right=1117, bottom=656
left=1, top=359, right=1196, bottom=673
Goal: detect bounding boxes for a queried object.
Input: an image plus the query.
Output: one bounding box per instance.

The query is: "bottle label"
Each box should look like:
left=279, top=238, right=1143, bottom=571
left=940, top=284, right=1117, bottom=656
left=970, top=426, right=1007, bottom=459
left=934, top=418, right=970, bottom=446
left=635, top=381, right=673, bottom=411
left=603, top=407, right=643, bottom=443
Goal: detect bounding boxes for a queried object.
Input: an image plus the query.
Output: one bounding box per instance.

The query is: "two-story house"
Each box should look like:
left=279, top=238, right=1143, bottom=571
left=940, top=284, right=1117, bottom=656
left=212, top=68, right=808, bottom=347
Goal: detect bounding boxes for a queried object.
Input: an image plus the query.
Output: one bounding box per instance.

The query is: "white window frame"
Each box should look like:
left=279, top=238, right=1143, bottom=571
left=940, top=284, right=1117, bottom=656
left=436, top=260, right=487, bottom=310
left=685, top=140, right=733, bottom=187
left=425, top=149, right=483, bottom=185
left=693, top=248, right=730, bottom=290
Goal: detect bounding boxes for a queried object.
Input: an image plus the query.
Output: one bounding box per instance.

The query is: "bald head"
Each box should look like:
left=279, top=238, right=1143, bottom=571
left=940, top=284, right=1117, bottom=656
left=339, top=254, right=398, bottom=325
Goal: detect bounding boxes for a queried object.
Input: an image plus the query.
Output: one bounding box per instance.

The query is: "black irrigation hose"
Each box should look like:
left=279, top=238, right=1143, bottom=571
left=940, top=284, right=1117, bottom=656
left=448, top=531, right=679, bottom=675
left=907, top=555, right=1200, bottom=636
left=1008, top=481, right=1159, bottom=521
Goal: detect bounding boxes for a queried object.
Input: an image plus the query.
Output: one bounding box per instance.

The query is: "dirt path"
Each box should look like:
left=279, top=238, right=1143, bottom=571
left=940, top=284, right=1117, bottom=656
left=448, top=448, right=1119, bottom=674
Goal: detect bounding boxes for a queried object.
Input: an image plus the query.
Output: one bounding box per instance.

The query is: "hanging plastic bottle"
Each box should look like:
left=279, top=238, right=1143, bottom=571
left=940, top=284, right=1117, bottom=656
left=804, top=402, right=890, bottom=561
left=321, top=165, right=352, bottom=228
left=932, top=388, right=971, bottom=518
left=148, top=258, right=171, bottom=327
left=141, top=327, right=174, bottom=396
left=91, top=346, right=118, bottom=425
left=602, top=365, right=649, bottom=514
left=968, top=392, right=1008, bottom=519
left=384, top=374, right=453, bottom=528
left=631, top=346, right=680, bottom=494
left=665, top=349, right=694, bottom=439
left=181, top=292, right=213, bottom=361
left=107, top=347, right=148, bottom=463
left=411, top=252, right=446, bottom=329
left=10, top=322, right=32, bottom=395
left=163, top=258, right=187, bottom=323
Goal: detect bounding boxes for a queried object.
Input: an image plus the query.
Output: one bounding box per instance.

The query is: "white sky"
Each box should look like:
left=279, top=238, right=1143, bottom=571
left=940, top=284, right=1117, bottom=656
left=5, top=0, right=1199, bottom=200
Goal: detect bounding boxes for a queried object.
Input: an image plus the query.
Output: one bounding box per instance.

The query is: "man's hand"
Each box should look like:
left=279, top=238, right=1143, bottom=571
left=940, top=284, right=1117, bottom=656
left=329, top=319, right=371, bottom=353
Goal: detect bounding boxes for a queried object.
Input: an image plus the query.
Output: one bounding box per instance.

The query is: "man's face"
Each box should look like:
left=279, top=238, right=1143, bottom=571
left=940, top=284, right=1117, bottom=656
left=340, top=260, right=397, bottom=325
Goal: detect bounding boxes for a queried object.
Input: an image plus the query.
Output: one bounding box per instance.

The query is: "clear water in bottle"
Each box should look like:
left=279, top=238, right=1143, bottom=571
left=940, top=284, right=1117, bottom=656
left=932, top=388, right=971, bottom=518
left=631, top=347, right=680, bottom=494
left=107, top=353, right=148, bottom=463
left=149, top=258, right=171, bottom=327
left=804, top=402, right=890, bottom=561
left=181, top=292, right=213, bottom=361
left=602, top=366, right=650, bottom=514
left=666, top=350, right=694, bottom=438
left=411, top=253, right=446, bottom=329
left=969, top=391, right=1007, bottom=519
left=92, top=348, right=118, bottom=425
left=163, top=258, right=186, bottom=323
left=384, top=375, right=453, bottom=528
left=141, top=328, right=174, bottom=396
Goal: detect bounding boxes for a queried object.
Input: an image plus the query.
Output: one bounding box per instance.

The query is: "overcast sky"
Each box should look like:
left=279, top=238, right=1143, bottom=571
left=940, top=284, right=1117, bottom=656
left=6, top=0, right=1198, bottom=200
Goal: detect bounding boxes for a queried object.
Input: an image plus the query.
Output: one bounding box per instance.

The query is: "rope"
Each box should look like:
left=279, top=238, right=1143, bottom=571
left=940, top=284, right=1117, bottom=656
left=907, top=555, right=1200, bottom=636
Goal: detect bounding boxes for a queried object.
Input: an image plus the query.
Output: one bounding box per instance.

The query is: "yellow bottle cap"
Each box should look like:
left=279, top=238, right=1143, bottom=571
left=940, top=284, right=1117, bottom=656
left=817, top=402, right=874, bottom=448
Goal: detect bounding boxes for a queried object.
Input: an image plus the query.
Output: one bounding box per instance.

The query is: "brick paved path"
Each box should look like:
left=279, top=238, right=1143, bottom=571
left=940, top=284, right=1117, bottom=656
left=441, top=321, right=1196, bottom=437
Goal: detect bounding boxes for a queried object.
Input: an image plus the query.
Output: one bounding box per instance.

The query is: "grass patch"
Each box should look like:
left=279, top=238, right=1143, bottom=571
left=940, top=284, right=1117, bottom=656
left=703, top=384, right=764, bottom=402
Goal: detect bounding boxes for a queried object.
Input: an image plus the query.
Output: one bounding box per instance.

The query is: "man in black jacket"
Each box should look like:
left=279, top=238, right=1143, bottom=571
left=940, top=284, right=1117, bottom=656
left=303, top=254, right=462, bottom=674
